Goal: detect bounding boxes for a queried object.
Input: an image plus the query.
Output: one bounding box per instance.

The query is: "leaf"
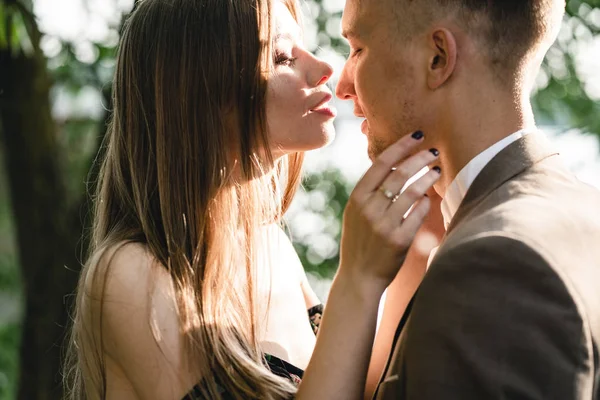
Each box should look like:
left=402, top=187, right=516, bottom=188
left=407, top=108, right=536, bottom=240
left=9, top=11, right=19, bottom=57
left=0, top=2, right=7, bottom=50
left=10, top=6, right=33, bottom=56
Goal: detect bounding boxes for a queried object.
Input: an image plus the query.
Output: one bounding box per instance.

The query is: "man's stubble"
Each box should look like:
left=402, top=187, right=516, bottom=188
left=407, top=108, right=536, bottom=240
left=369, top=92, right=417, bottom=159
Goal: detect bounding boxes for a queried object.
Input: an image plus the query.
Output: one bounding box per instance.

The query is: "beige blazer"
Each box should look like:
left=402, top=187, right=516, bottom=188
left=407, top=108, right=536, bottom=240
left=375, top=132, right=600, bottom=400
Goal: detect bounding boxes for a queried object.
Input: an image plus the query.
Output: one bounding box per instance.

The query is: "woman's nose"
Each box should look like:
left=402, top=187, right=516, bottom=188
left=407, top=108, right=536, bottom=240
left=310, top=57, right=334, bottom=87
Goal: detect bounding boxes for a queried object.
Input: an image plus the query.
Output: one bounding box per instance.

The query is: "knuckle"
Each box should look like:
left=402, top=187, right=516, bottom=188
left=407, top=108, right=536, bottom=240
left=348, top=191, right=365, bottom=207
left=394, top=166, right=411, bottom=181
left=428, top=169, right=441, bottom=180
left=412, top=203, right=430, bottom=220
left=404, top=186, right=422, bottom=199
left=420, top=195, right=431, bottom=209
left=411, top=208, right=426, bottom=222
left=373, top=220, right=391, bottom=237
left=374, top=157, right=391, bottom=171
left=391, top=233, right=410, bottom=249
left=421, top=150, right=436, bottom=162
left=363, top=208, right=378, bottom=224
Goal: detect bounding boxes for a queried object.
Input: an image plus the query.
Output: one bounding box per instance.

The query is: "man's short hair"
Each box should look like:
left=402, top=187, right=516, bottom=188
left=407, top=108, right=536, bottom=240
left=395, top=0, right=566, bottom=78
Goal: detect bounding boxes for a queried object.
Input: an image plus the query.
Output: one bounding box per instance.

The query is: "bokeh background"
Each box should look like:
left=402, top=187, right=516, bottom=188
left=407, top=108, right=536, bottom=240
left=0, top=0, right=599, bottom=398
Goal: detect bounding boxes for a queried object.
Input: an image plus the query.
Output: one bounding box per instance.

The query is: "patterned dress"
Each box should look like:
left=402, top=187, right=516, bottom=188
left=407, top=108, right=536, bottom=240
left=182, top=304, right=324, bottom=399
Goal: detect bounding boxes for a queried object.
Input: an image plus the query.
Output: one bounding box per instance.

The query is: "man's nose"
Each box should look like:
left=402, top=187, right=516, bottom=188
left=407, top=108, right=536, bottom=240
left=335, top=64, right=355, bottom=101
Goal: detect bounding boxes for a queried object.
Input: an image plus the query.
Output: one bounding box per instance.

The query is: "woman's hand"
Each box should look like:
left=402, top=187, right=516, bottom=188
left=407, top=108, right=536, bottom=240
left=338, top=131, right=441, bottom=293
left=297, top=131, right=440, bottom=400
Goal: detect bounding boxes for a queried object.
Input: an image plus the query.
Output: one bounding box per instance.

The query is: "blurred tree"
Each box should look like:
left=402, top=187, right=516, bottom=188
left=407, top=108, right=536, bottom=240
left=0, top=1, right=80, bottom=399
left=286, top=168, right=352, bottom=278
left=0, top=0, right=598, bottom=399
left=534, top=0, right=600, bottom=135
left=0, top=1, right=134, bottom=398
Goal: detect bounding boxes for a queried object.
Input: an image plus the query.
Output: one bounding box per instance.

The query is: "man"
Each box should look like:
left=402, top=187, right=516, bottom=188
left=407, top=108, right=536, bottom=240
left=336, top=0, right=600, bottom=399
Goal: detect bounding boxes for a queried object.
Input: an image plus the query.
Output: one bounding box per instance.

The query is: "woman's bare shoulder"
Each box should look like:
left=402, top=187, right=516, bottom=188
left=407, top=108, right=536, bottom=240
left=94, top=241, right=156, bottom=280
left=83, top=242, right=196, bottom=399
left=82, top=242, right=165, bottom=316
left=90, top=241, right=176, bottom=352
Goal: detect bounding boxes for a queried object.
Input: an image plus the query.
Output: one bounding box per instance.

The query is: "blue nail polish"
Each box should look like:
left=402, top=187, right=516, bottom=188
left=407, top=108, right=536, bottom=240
left=429, top=148, right=439, bottom=156
left=433, top=166, right=441, bottom=173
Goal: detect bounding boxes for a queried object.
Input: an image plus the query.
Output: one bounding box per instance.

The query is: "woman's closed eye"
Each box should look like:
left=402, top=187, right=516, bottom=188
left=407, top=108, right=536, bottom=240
left=274, top=50, right=297, bottom=67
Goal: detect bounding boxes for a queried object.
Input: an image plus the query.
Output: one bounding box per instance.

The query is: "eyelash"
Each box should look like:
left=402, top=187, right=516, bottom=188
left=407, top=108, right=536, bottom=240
left=274, top=51, right=297, bottom=67
left=351, top=48, right=362, bottom=58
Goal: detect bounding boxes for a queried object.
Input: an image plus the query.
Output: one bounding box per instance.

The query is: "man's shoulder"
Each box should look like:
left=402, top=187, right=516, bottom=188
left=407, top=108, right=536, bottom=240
left=501, top=154, right=600, bottom=220
left=436, top=184, right=600, bottom=308
left=420, top=231, right=591, bottom=340
left=431, top=231, right=550, bottom=275
left=430, top=184, right=600, bottom=348
left=446, top=163, right=600, bottom=260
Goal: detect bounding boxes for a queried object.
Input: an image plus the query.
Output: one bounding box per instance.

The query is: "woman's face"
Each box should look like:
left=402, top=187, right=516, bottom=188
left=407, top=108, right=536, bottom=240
left=266, top=2, right=336, bottom=158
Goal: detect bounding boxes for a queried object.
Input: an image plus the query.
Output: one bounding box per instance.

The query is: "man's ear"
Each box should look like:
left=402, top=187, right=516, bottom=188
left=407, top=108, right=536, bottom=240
left=427, top=28, right=457, bottom=90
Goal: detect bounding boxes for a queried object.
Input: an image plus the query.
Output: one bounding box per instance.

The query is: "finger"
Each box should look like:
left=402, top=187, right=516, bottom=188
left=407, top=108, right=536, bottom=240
left=389, top=195, right=431, bottom=247
left=363, top=149, right=439, bottom=218
left=387, top=168, right=441, bottom=225
left=354, top=131, right=425, bottom=196
left=373, top=167, right=440, bottom=234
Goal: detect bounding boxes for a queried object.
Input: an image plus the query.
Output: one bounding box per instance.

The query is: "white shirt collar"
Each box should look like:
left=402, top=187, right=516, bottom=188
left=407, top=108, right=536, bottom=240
left=440, top=129, right=534, bottom=229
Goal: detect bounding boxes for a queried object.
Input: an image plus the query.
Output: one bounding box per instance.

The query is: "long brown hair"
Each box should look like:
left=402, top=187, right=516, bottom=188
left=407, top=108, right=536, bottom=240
left=63, top=0, right=304, bottom=398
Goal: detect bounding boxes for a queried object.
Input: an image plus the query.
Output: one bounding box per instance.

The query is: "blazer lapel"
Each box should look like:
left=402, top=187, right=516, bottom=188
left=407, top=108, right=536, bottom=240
left=446, top=132, right=559, bottom=235
left=373, top=291, right=418, bottom=399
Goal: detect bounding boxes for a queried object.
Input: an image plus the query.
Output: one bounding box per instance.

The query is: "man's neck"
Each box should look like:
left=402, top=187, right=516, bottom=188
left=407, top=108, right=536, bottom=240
left=432, top=91, right=536, bottom=197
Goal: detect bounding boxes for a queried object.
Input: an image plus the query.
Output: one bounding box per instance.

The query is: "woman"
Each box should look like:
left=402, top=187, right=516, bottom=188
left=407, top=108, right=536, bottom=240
left=62, top=0, right=441, bottom=398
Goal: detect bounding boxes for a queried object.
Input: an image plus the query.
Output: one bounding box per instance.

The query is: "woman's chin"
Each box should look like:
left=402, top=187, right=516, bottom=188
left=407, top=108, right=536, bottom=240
left=271, top=125, right=337, bottom=156
left=319, top=123, right=337, bottom=146
left=307, top=126, right=336, bottom=151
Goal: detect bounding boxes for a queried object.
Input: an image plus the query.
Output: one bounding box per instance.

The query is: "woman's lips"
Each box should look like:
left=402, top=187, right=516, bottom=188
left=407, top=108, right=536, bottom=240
left=309, top=93, right=337, bottom=118
left=311, top=106, right=337, bottom=118
left=309, top=93, right=332, bottom=111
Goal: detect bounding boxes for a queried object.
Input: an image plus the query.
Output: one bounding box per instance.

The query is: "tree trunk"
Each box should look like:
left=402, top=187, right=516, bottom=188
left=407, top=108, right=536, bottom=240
left=0, top=1, right=141, bottom=397
left=0, top=3, right=81, bottom=399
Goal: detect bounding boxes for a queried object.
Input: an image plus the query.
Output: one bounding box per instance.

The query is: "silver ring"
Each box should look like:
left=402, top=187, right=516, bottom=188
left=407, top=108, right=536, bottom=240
left=378, top=185, right=395, bottom=200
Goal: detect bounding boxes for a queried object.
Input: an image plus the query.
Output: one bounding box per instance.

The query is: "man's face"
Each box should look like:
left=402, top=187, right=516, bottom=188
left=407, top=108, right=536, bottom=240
left=336, top=0, right=425, bottom=159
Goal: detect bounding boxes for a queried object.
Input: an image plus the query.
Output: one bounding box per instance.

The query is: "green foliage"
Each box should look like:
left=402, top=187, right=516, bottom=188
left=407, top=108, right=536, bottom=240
left=0, top=1, right=35, bottom=56
left=533, top=0, right=600, bottom=136
left=288, top=168, right=352, bottom=278
left=0, top=231, right=19, bottom=400
left=0, top=153, right=20, bottom=400
left=0, top=323, right=20, bottom=400
left=306, top=0, right=348, bottom=54
left=0, top=2, right=7, bottom=49
left=47, top=40, right=118, bottom=204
